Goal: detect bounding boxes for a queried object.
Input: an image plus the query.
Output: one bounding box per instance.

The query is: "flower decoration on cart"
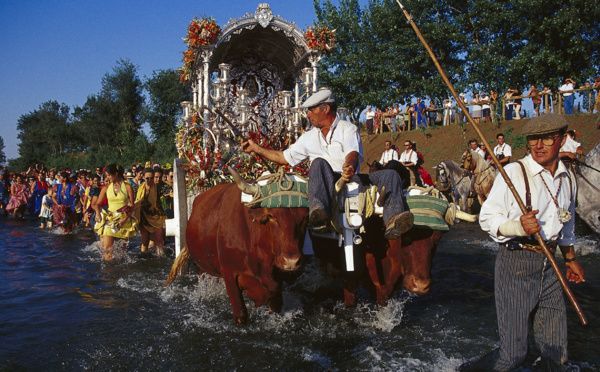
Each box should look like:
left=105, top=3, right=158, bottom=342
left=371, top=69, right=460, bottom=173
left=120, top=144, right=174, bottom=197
left=178, top=16, right=221, bottom=83
left=304, top=25, right=336, bottom=54
left=176, top=113, right=309, bottom=192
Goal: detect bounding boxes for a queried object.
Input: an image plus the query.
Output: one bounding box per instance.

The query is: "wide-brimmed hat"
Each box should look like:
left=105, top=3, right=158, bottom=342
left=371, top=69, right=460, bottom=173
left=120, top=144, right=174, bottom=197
left=301, top=89, right=336, bottom=108
left=521, top=114, right=568, bottom=136
left=126, top=171, right=134, bottom=179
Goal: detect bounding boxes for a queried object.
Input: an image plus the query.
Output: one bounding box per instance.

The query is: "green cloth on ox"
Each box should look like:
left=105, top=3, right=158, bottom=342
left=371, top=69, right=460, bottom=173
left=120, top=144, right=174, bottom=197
left=405, top=195, right=449, bottom=231
left=259, top=181, right=309, bottom=208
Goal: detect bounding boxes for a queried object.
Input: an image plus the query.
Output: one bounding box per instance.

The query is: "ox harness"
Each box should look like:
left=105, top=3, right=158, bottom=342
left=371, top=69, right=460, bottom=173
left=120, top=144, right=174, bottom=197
left=241, top=169, right=460, bottom=272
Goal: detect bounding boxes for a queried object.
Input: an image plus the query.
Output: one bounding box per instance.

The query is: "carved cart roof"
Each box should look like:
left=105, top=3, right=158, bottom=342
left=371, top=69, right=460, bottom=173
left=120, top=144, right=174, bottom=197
left=210, top=3, right=310, bottom=87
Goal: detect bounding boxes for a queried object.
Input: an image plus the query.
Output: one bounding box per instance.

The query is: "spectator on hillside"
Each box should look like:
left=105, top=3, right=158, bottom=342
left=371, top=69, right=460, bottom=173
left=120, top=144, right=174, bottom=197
left=404, top=104, right=411, bottom=130
left=512, top=87, right=522, bottom=120
left=416, top=98, right=427, bottom=128
left=541, top=86, right=552, bottom=113
left=481, top=93, right=491, bottom=122
left=374, top=107, right=383, bottom=134
left=489, top=90, right=499, bottom=121
left=592, top=77, right=600, bottom=113
left=529, top=85, right=541, bottom=117
left=427, top=101, right=437, bottom=127
left=443, top=98, right=453, bottom=126
left=559, top=78, right=575, bottom=115
left=493, top=133, right=512, bottom=167
left=364, top=107, right=375, bottom=134
left=471, top=94, right=481, bottom=123
left=456, top=93, right=469, bottom=123
left=579, top=81, right=595, bottom=113
left=504, top=89, right=514, bottom=119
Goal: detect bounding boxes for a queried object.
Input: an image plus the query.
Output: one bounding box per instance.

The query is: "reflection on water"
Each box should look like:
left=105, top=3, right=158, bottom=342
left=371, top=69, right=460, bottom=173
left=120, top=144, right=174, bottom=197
left=0, top=215, right=598, bottom=371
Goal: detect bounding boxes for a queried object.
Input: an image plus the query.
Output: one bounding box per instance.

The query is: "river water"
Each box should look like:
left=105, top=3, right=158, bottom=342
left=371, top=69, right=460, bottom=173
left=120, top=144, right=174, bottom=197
left=1, top=215, right=598, bottom=371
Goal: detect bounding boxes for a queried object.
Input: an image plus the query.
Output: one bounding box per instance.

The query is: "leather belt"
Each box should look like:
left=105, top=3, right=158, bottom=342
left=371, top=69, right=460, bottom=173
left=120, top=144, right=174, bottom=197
left=500, top=238, right=557, bottom=255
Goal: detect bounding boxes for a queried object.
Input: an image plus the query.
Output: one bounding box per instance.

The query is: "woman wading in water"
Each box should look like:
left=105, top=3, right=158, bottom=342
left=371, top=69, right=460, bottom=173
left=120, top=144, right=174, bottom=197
left=93, top=164, right=137, bottom=261
left=134, top=168, right=167, bottom=255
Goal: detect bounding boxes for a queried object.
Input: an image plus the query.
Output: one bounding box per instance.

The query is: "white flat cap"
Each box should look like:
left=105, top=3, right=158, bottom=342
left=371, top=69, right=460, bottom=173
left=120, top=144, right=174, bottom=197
left=302, top=89, right=336, bottom=108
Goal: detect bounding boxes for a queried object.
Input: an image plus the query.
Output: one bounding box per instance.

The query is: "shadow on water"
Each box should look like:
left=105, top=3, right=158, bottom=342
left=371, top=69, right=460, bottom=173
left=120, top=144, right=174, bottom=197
left=0, top=215, right=598, bottom=371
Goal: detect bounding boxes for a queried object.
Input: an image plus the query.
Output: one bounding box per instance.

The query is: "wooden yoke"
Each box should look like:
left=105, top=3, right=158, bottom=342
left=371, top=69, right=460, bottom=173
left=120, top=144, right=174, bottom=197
left=394, top=0, right=587, bottom=325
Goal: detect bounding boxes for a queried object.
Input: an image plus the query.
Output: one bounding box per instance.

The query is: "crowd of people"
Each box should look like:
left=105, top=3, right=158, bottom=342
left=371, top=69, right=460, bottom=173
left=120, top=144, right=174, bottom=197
left=363, top=77, right=600, bottom=132
left=0, top=163, right=175, bottom=261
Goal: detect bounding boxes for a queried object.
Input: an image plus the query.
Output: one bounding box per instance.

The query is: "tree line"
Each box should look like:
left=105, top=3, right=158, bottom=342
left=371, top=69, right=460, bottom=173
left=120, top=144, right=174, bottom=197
left=10, top=58, right=191, bottom=171
left=315, top=0, right=600, bottom=120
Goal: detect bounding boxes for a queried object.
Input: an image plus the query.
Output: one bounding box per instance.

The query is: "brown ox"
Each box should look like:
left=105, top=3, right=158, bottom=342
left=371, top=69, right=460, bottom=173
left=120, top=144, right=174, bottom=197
left=165, top=183, right=308, bottom=324
left=310, top=216, right=443, bottom=307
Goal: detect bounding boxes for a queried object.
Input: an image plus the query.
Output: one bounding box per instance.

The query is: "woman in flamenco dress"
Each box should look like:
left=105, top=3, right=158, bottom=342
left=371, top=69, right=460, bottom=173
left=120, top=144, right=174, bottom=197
left=93, top=164, right=137, bottom=261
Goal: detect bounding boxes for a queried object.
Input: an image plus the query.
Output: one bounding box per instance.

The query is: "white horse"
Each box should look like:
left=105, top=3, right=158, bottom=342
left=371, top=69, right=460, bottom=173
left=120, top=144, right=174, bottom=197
left=575, top=141, right=600, bottom=234
left=435, top=160, right=472, bottom=213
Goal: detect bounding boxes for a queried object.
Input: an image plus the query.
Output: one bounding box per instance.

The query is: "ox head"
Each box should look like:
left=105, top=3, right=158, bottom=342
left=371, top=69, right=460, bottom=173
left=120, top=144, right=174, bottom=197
left=230, top=166, right=309, bottom=272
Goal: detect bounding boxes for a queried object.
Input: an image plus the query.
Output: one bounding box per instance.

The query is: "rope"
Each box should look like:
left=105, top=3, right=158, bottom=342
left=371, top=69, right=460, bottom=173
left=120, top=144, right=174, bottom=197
left=243, top=168, right=309, bottom=207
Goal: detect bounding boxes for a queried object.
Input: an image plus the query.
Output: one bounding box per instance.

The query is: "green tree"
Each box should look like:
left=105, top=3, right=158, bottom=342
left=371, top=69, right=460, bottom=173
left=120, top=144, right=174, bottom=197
left=451, top=0, right=600, bottom=90
left=16, top=101, right=70, bottom=166
left=314, top=0, right=466, bottom=117
left=145, top=69, right=191, bottom=139
left=101, top=58, right=145, bottom=140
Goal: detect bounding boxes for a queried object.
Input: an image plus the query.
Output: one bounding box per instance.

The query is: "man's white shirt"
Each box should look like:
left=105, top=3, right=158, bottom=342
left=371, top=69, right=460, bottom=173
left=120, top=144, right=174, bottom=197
left=380, top=149, right=399, bottom=164
left=399, top=149, right=418, bottom=164
left=283, top=118, right=363, bottom=173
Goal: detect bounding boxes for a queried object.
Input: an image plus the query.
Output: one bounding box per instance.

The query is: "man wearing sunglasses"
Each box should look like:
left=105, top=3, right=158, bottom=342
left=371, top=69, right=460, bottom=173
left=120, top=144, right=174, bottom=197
left=461, top=114, right=585, bottom=371
left=241, top=89, right=413, bottom=240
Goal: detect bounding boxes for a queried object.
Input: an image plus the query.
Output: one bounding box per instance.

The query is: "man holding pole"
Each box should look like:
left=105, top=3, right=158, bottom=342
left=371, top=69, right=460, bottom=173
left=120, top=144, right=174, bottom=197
left=240, top=89, right=413, bottom=240
left=459, top=114, right=585, bottom=372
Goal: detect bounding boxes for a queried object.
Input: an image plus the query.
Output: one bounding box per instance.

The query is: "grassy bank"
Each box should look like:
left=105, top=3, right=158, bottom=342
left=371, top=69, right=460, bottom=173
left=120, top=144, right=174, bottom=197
left=359, top=114, right=600, bottom=173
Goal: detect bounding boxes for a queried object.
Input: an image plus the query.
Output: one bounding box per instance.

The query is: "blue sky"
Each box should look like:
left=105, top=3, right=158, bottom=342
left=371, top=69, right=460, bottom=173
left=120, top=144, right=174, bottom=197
left=0, top=1, right=329, bottom=161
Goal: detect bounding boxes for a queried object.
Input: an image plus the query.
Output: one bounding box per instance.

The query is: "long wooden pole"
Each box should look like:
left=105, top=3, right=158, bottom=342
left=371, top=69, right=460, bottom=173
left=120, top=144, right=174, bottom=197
left=394, top=0, right=586, bottom=325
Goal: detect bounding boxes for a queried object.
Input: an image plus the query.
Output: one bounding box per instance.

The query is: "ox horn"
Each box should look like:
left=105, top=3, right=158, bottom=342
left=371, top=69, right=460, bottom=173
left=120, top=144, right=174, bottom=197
left=228, top=166, right=260, bottom=195
left=456, top=209, right=478, bottom=223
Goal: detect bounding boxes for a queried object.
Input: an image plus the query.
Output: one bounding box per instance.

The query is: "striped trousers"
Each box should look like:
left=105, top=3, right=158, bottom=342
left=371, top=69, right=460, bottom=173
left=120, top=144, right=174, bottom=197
left=460, top=247, right=568, bottom=371
left=308, top=158, right=404, bottom=226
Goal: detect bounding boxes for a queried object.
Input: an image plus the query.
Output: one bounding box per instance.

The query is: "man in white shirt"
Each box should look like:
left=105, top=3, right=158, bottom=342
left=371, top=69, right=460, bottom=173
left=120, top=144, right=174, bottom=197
left=460, top=114, right=584, bottom=372
left=558, top=78, right=575, bottom=115
left=379, top=141, right=399, bottom=166
left=559, top=129, right=583, bottom=160
left=400, top=140, right=420, bottom=186
left=242, top=89, right=413, bottom=240
left=468, top=139, right=486, bottom=159
left=399, top=140, right=418, bottom=166
left=493, top=133, right=512, bottom=166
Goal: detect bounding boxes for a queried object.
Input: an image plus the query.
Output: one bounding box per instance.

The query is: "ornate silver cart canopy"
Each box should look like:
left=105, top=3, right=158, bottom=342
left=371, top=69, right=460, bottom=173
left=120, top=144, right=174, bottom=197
left=182, top=3, right=323, bottom=144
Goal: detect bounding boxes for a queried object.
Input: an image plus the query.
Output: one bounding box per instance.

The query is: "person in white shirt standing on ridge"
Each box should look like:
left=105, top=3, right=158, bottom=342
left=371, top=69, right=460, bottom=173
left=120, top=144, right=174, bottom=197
left=558, top=78, right=576, bottom=115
